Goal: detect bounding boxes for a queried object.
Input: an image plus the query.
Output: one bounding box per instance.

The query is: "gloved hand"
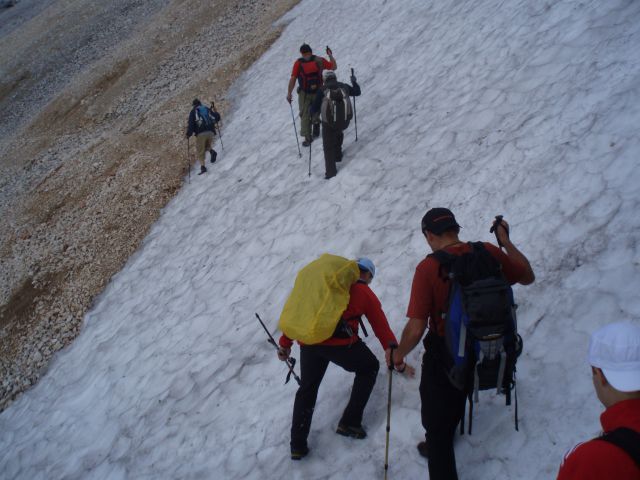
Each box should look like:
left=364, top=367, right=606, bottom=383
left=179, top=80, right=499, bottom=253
left=350, top=75, right=357, bottom=84
left=326, top=45, right=333, bottom=56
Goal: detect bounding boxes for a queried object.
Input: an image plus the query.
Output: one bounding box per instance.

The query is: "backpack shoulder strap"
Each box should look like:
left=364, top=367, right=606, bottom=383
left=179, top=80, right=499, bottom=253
left=428, top=250, right=456, bottom=280
left=597, top=428, right=640, bottom=467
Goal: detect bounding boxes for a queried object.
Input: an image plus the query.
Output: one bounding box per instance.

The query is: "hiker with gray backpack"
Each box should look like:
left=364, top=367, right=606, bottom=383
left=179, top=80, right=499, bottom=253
left=309, top=69, right=360, bottom=179
left=186, top=98, right=221, bottom=175
left=392, top=208, right=535, bottom=480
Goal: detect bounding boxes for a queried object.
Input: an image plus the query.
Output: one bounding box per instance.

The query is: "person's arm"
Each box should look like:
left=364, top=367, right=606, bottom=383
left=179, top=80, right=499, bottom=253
left=395, top=317, right=428, bottom=364
left=348, top=81, right=361, bottom=97
left=287, top=76, right=296, bottom=103
left=360, top=290, right=397, bottom=350
left=493, top=219, right=535, bottom=285
left=329, top=54, right=337, bottom=70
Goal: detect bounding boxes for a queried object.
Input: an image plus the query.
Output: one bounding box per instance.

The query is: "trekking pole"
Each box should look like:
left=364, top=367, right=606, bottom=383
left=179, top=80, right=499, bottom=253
left=351, top=68, right=358, bottom=142
left=210, top=101, right=224, bottom=151
left=384, top=343, right=397, bottom=480
left=289, top=102, right=302, bottom=158
left=186, top=137, right=191, bottom=184
left=255, top=313, right=301, bottom=386
left=308, top=129, right=312, bottom=177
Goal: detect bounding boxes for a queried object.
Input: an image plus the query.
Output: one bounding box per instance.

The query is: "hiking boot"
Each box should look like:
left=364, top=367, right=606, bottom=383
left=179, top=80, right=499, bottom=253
left=199, top=165, right=207, bottom=174
left=290, top=445, right=309, bottom=460
left=312, top=123, right=320, bottom=138
left=302, top=137, right=313, bottom=147
left=417, top=441, right=428, bottom=459
left=209, top=149, right=217, bottom=163
left=336, top=423, right=367, bottom=439
left=324, top=173, right=336, bottom=180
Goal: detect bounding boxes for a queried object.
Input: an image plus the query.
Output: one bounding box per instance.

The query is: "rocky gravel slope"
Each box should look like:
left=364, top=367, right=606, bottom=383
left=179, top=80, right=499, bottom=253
left=0, top=0, right=298, bottom=410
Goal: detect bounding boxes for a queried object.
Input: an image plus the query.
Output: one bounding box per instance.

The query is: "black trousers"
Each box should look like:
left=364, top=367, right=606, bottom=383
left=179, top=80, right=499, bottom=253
left=321, top=123, right=344, bottom=178
left=420, top=333, right=467, bottom=480
left=290, top=341, right=379, bottom=449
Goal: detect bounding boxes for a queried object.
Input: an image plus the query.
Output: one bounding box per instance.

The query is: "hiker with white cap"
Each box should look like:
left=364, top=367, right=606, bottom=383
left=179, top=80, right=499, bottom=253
left=557, top=321, right=640, bottom=479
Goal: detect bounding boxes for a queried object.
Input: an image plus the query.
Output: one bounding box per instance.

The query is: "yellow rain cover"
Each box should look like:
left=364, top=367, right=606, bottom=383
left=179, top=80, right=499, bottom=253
left=278, top=254, right=360, bottom=344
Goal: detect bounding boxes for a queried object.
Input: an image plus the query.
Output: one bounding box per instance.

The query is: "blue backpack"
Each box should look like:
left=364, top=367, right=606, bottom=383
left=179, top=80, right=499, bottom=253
left=430, top=242, right=522, bottom=433
left=195, top=105, right=215, bottom=130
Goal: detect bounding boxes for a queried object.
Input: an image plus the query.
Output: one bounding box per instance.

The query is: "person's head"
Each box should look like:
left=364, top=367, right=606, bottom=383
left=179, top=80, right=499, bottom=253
left=300, top=43, right=312, bottom=60
left=356, top=257, right=375, bottom=284
left=420, top=207, right=461, bottom=251
left=192, top=98, right=201, bottom=107
left=322, top=70, right=337, bottom=82
left=588, top=321, right=640, bottom=408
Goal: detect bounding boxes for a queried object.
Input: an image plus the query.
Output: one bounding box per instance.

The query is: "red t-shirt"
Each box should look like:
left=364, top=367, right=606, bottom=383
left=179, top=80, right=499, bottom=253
left=279, top=282, right=397, bottom=350
left=406, top=242, right=528, bottom=337
left=557, top=398, right=640, bottom=479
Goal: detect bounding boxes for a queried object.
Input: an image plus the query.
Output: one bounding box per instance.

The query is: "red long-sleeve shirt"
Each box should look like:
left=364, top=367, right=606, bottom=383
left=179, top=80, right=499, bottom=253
left=279, top=282, right=397, bottom=350
left=557, top=398, right=640, bottom=479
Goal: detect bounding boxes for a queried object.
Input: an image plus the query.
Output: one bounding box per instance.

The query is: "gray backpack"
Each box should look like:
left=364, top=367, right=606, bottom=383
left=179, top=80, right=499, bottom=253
left=321, top=87, right=353, bottom=130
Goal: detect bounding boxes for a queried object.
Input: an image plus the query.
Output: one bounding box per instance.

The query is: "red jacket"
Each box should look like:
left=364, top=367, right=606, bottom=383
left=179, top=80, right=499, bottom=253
left=557, top=398, right=640, bottom=479
left=279, top=282, right=397, bottom=350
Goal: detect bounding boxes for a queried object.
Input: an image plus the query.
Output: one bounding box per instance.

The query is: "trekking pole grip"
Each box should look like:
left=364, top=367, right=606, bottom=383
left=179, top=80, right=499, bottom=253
left=489, top=215, right=508, bottom=247
left=388, top=343, right=397, bottom=371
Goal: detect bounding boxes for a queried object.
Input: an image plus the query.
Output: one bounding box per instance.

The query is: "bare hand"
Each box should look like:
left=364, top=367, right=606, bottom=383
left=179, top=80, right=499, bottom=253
left=286, top=93, right=292, bottom=104
left=492, top=218, right=510, bottom=246
left=277, top=347, right=291, bottom=361
left=401, top=363, right=416, bottom=378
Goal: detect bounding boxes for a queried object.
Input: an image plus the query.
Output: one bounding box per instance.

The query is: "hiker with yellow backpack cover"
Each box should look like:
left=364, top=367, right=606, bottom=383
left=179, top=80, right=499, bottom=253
left=277, top=254, right=414, bottom=460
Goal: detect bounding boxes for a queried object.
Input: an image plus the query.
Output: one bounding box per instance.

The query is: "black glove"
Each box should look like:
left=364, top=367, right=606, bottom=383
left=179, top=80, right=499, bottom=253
left=350, top=75, right=357, bottom=84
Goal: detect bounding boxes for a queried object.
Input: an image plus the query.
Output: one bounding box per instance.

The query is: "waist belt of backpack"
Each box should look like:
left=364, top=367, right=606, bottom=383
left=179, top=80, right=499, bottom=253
left=332, top=316, right=368, bottom=339
left=597, top=428, right=640, bottom=467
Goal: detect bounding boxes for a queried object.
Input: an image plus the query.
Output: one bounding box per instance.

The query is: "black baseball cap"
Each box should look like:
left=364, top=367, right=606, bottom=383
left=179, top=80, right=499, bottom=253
left=300, top=43, right=312, bottom=54
left=421, top=208, right=461, bottom=235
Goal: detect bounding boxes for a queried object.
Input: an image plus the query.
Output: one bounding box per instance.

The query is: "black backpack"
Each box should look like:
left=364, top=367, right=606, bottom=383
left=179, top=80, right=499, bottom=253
left=320, top=86, right=353, bottom=131
left=598, top=428, right=640, bottom=467
left=430, top=242, right=522, bottom=433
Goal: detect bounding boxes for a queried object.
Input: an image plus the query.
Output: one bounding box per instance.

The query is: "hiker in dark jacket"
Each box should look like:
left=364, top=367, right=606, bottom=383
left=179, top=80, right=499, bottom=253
left=310, top=70, right=360, bottom=179
left=186, top=99, right=221, bottom=175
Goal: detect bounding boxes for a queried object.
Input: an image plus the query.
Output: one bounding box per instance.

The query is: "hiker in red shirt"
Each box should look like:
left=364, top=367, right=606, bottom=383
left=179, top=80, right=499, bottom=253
left=278, top=257, right=413, bottom=460
left=286, top=43, right=336, bottom=146
left=392, top=208, right=535, bottom=480
left=557, top=321, right=640, bottom=479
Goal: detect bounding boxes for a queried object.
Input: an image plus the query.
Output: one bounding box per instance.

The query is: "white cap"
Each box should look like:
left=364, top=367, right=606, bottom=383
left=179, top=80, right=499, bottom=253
left=588, top=321, right=640, bottom=392
left=322, top=70, right=336, bottom=81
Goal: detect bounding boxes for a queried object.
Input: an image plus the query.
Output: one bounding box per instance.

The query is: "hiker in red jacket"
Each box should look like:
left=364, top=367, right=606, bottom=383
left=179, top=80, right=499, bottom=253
left=277, top=257, right=413, bottom=460
left=557, top=321, right=640, bottom=479
left=286, top=44, right=336, bottom=147
left=393, top=208, right=535, bottom=480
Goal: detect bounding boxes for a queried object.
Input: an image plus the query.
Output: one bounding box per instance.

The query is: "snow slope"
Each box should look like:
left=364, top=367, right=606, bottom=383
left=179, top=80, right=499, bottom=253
left=2, top=0, right=640, bottom=478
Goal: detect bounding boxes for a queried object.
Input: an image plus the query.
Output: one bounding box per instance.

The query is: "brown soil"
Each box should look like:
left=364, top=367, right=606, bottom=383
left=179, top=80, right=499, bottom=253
left=0, top=0, right=299, bottom=410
